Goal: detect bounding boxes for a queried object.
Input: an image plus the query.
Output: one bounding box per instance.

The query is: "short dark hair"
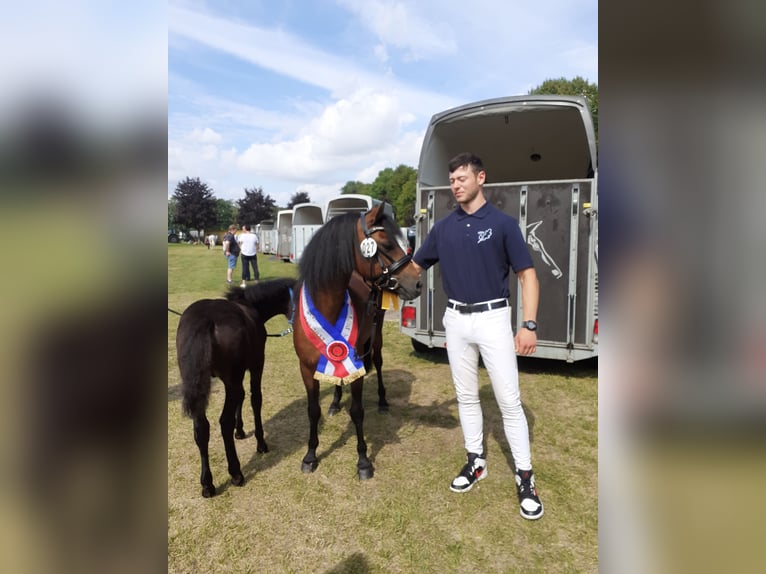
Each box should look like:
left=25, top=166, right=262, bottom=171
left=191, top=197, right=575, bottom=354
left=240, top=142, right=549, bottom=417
left=244, top=224, right=251, bottom=231
left=448, top=152, right=484, bottom=174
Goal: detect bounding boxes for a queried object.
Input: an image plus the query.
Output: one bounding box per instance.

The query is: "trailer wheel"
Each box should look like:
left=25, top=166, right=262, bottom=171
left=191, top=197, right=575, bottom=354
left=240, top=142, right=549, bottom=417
left=411, top=339, right=433, bottom=354
left=168, top=233, right=179, bottom=243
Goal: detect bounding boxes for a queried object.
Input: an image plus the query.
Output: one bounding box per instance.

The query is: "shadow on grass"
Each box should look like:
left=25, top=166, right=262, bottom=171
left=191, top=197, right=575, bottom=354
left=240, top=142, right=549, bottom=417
left=324, top=552, right=371, bottom=574
left=233, top=368, right=459, bottom=488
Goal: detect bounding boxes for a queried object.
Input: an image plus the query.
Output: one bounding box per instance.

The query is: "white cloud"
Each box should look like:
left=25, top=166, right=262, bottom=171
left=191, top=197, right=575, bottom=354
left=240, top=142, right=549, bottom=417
left=336, top=0, right=457, bottom=61
left=190, top=127, right=222, bottom=144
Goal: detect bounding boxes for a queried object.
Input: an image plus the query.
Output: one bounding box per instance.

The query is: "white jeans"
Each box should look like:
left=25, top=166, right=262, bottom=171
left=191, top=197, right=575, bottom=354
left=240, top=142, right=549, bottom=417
left=443, top=304, right=532, bottom=470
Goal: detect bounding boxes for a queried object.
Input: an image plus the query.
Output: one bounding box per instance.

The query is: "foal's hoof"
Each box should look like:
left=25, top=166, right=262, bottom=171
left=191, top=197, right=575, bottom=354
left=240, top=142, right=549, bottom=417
left=256, top=442, right=269, bottom=454
left=357, top=465, right=374, bottom=480
left=234, top=429, right=247, bottom=440
left=201, top=484, right=216, bottom=498
left=231, top=473, right=245, bottom=487
left=377, top=404, right=390, bottom=414
left=301, top=460, right=318, bottom=473
left=327, top=404, right=341, bottom=416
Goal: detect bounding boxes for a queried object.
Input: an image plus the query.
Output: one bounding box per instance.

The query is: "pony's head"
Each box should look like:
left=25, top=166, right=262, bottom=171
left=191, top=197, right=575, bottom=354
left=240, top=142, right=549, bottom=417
left=354, top=203, right=421, bottom=300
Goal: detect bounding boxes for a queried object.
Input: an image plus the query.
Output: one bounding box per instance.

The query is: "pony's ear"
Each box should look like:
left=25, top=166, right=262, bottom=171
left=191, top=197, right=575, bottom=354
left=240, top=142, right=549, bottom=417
left=372, top=200, right=389, bottom=224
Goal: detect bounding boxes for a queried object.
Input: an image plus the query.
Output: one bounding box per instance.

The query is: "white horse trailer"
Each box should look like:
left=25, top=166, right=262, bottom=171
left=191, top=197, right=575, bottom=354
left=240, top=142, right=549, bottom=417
left=290, top=203, right=324, bottom=264
left=256, top=220, right=275, bottom=254
left=276, top=209, right=293, bottom=262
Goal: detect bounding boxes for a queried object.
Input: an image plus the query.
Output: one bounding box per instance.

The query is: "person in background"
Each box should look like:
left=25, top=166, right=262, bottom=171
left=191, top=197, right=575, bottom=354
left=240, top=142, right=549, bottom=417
left=411, top=152, right=543, bottom=520
left=238, top=224, right=260, bottom=288
left=222, top=224, right=240, bottom=285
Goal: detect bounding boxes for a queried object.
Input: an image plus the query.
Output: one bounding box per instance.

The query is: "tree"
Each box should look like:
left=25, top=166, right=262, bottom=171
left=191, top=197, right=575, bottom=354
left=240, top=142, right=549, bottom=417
left=172, top=177, right=217, bottom=236
left=168, top=198, right=178, bottom=229
left=214, top=198, right=237, bottom=229
left=341, top=181, right=371, bottom=195
left=287, top=191, right=311, bottom=208
left=529, top=76, right=598, bottom=140
left=369, top=164, right=418, bottom=225
left=236, top=186, right=277, bottom=226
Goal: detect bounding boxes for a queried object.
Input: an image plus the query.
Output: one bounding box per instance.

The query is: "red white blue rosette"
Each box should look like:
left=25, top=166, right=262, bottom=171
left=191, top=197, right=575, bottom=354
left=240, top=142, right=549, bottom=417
left=326, top=340, right=349, bottom=361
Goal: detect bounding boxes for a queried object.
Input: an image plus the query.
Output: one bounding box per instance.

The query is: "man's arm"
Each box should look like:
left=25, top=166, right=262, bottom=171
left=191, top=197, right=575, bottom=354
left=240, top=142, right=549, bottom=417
left=515, top=267, right=539, bottom=355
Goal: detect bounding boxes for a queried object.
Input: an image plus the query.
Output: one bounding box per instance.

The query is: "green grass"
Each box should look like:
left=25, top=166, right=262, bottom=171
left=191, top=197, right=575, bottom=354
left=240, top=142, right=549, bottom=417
left=168, top=244, right=598, bottom=573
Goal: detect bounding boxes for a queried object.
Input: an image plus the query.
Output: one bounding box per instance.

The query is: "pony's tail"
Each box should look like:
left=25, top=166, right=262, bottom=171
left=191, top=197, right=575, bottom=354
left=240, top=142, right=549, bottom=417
left=177, top=318, right=214, bottom=418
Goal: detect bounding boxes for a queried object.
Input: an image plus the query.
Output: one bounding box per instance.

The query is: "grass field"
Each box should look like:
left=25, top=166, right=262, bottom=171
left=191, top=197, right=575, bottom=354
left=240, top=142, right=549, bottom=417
left=168, top=244, right=598, bottom=573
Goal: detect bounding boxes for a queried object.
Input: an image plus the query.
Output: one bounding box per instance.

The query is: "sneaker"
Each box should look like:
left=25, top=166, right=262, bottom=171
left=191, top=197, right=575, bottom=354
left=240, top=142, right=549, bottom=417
left=450, top=453, right=487, bottom=493
left=240, top=281, right=247, bottom=288
left=515, top=469, right=544, bottom=520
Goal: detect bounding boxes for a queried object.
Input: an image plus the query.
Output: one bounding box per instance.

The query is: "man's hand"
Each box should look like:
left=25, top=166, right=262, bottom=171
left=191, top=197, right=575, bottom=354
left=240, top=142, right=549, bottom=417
left=515, top=328, right=537, bottom=356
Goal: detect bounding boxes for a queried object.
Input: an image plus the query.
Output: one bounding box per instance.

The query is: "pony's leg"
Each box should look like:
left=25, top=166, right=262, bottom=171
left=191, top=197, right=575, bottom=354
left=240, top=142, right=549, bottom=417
left=220, top=382, right=246, bottom=487
left=192, top=414, right=216, bottom=497
left=373, top=346, right=388, bottom=413
left=248, top=367, right=269, bottom=453
left=234, top=398, right=246, bottom=440
left=328, top=385, right=342, bottom=416
left=349, top=378, right=374, bottom=480
left=301, top=377, right=321, bottom=473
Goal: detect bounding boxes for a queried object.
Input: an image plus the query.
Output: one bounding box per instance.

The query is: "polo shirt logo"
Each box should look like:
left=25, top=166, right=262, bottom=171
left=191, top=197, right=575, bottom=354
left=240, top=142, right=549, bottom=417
left=477, top=228, right=493, bottom=244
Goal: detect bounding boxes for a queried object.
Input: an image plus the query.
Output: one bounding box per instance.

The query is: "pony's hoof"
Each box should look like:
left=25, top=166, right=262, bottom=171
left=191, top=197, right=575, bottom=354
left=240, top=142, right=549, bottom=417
left=201, top=484, right=216, bottom=498
left=231, top=473, right=245, bottom=487
left=234, top=429, right=246, bottom=440
left=357, top=466, right=374, bottom=480
left=327, top=405, right=341, bottom=416
left=301, top=460, right=318, bottom=473
left=378, top=404, right=389, bottom=414
left=256, top=442, right=269, bottom=454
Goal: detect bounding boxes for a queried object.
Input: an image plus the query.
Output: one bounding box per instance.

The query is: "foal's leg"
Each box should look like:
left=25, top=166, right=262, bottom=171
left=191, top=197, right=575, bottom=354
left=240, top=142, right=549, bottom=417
left=328, top=385, right=342, bottom=416
left=248, top=363, right=269, bottom=453
left=234, top=399, right=246, bottom=439
left=349, top=378, right=373, bottom=480
left=301, top=376, right=321, bottom=473
left=220, top=381, right=246, bottom=487
left=192, top=414, right=215, bottom=497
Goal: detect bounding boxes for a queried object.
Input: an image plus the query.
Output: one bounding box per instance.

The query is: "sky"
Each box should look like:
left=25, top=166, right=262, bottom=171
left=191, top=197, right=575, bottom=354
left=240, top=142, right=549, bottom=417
left=169, top=0, right=597, bottom=207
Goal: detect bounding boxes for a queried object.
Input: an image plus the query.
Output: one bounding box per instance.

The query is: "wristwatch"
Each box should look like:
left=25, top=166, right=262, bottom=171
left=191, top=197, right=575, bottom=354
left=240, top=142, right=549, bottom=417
left=521, top=320, right=538, bottom=331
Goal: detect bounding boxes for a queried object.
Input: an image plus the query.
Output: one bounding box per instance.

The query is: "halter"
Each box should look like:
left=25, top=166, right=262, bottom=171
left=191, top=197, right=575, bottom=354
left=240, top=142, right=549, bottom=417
left=358, top=212, right=412, bottom=291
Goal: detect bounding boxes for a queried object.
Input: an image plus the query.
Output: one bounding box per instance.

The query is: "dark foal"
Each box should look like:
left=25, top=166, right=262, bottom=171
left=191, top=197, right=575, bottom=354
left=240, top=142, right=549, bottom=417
left=176, top=277, right=295, bottom=497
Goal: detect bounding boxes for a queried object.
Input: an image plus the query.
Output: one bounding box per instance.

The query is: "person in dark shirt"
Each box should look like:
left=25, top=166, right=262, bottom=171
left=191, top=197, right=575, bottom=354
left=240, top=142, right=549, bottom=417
left=412, top=152, right=543, bottom=520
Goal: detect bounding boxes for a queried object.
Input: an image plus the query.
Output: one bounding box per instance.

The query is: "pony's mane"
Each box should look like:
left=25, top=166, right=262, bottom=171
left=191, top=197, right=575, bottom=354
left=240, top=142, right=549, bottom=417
left=225, top=277, right=296, bottom=313
left=298, top=212, right=358, bottom=295
left=298, top=210, right=403, bottom=298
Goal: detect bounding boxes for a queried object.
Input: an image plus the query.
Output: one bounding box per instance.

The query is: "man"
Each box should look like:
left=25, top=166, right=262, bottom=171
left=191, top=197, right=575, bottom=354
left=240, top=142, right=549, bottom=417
left=222, top=224, right=240, bottom=285
left=412, top=152, right=543, bottom=520
left=238, top=224, right=260, bottom=288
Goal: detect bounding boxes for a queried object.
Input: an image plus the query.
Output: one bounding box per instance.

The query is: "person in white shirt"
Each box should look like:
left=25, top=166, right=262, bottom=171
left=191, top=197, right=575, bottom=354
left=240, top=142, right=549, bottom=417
left=238, top=224, right=260, bottom=287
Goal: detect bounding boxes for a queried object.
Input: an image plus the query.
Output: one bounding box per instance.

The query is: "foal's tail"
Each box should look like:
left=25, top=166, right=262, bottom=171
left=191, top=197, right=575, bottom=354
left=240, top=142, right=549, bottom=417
left=177, top=316, right=214, bottom=418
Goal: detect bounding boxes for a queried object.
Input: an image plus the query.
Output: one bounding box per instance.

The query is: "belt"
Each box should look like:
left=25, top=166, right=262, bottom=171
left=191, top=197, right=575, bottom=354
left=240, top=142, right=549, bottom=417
left=447, top=299, right=509, bottom=314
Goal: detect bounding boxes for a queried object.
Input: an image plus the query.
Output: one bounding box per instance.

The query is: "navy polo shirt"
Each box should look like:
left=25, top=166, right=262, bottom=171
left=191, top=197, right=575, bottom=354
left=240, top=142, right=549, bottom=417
left=413, top=202, right=533, bottom=304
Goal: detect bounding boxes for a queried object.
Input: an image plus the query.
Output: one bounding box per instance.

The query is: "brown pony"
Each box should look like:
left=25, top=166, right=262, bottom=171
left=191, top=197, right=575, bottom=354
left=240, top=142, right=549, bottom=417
left=292, top=203, right=421, bottom=479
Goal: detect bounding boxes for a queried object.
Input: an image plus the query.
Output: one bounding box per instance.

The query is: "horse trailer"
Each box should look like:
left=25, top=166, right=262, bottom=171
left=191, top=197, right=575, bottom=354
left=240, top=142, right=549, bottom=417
left=400, top=95, right=598, bottom=362
left=256, top=219, right=276, bottom=254
left=276, top=209, right=293, bottom=262
left=290, top=202, right=324, bottom=264
left=324, top=194, right=395, bottom=222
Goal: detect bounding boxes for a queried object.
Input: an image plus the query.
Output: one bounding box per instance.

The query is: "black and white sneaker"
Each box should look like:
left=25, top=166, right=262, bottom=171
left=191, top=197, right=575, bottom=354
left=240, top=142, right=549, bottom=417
left=450, top=453, right=487, bottom=493
left=515, top=469, right=544, bottom=520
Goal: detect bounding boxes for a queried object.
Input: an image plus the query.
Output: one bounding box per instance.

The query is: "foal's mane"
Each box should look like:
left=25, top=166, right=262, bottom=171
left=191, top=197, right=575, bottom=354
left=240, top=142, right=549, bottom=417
left=225, top=277, right=296, bottom=314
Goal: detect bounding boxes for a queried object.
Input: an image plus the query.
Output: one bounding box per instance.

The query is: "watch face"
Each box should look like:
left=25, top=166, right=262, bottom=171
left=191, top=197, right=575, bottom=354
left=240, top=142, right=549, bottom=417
left=524, top=321, right=537, bottom=331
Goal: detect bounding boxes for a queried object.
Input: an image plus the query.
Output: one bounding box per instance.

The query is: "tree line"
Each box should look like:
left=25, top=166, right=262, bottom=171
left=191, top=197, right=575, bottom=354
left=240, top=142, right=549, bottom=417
left=168, top=77, right=597, bottom=236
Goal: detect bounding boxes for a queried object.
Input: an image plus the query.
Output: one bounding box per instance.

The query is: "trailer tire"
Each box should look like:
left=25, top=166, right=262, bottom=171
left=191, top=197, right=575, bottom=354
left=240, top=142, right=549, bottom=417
left=411, top=339, right=433, bottom=354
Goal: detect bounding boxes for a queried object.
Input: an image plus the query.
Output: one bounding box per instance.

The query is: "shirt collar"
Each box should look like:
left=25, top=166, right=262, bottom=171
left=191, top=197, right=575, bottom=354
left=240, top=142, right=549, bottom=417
left=456, top=201, right=491, bottom=220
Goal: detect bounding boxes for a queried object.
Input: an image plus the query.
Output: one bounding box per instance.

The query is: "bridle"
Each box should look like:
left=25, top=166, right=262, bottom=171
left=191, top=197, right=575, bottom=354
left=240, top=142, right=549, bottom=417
left=358, top=212, right=412, bottom=291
